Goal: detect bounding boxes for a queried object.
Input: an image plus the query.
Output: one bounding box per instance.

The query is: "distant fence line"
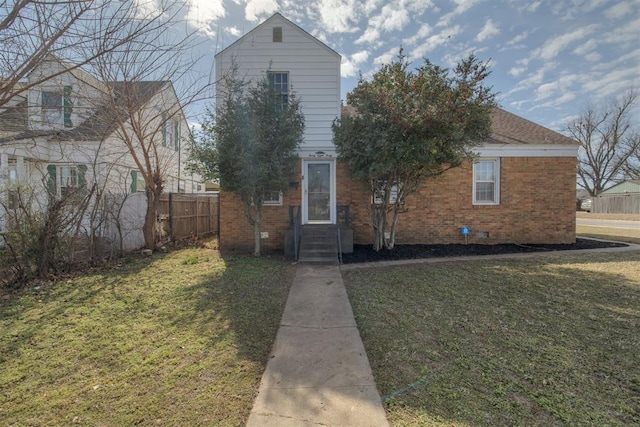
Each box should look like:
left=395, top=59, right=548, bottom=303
left=593, top=194, right=640, bottom=214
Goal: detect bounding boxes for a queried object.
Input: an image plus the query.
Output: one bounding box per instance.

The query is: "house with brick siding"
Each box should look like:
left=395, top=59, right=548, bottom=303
left=216, top=13, right=579, bottom=256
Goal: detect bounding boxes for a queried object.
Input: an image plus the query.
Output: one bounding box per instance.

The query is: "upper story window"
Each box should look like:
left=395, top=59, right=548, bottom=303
left=273, top=27, right=282, bottom=42
left=41, top=86, right=73, bottom=127
left=162, top=114, right=180, bottom=151
left=267, top=72, right=288, bottom=112
left=473, top=158, right=500, bottom=205
left=42, top=91, right=62, bottom=124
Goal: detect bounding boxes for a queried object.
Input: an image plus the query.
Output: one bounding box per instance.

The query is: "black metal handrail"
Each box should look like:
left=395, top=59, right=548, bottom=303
left=292, top=206, right=302, bottom=261
left=336, top=224, right=342, bottom=264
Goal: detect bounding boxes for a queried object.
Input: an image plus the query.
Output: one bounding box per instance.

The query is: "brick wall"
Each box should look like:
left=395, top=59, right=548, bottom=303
left=346, top=157, right=577, bottom=245
left=219, top=165, right=302, bottom=252
left=219, top=156, right=577, bottom=252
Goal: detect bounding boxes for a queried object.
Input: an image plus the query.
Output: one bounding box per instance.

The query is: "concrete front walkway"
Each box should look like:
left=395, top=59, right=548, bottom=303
left=246, top=265, right=389, bottom=427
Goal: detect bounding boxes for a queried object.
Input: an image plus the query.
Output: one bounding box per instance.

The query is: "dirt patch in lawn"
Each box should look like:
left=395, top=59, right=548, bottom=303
left=342, top=238, right=627, bottom=264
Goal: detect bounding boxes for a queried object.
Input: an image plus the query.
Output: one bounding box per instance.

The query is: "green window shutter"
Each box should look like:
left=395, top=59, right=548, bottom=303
left=161, top=112, right=167, bottom=147
left=63, top=86, right=73, bottom=127
left=47, top=164, right=57, bottom=195
left=130, top=170, right=137, bottom=193
left=174, top=119, right=180, bottom=151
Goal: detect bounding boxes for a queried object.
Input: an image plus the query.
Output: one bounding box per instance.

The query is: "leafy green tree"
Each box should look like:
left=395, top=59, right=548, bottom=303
left=192, top=71, right=304, bottom=256
left=333, top=53, right=496, bottom=251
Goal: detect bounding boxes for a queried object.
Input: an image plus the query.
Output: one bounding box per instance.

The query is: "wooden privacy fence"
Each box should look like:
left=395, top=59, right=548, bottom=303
left=593, top=194, right=640, bottom=214
left=159, top=193, right=219, bottom=241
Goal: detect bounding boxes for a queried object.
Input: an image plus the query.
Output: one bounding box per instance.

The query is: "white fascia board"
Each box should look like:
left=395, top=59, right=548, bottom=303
left=475, top=144, right=579, bottom=158
left=297, top=145, right=337, bottom=158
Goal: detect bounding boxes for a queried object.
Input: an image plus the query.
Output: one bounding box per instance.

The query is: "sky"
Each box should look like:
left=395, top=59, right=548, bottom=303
left=180, top=0, right=639, bottom=132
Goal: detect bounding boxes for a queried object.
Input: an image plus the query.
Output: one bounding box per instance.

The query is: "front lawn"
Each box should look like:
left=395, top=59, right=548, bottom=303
left=0, top=244, right=294, bottom=426
left=344, top=251, right=640, bottom=426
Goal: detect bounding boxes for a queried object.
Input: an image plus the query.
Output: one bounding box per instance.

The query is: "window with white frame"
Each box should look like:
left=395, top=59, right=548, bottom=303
left=473, top=159, right=500, bottom=205
left=59, top=166, right=78, bottom=197
left=41, top=86, right=72, bottom=127
left=42, top=91, right=63, bottom=124
left=130, top=170, right=146, bottom=193
left=47, top=164, right=86, bottom=197
left=263, top=190, right=283, bottom=206
left=373, top=183, right=398, bottom=204
left=162, top=116, right=180, bottom=150
left=7, top=159, right=18, bottom=210
left=267, top=72, right=288, bottom=112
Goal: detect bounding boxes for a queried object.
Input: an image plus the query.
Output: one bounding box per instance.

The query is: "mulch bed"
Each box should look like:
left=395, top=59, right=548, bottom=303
left=341, top=238, right=628, bottom=264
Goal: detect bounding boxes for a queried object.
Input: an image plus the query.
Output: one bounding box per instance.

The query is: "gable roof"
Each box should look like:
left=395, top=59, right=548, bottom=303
left=215, top=12, right=341, bottom=59
left=487, top=107, right=577, bottom=146
left=601, top=180, right=640, bottom=194
left=341, top=105, right=578, bottom=146
left=0, top=81, right=168, bottom=144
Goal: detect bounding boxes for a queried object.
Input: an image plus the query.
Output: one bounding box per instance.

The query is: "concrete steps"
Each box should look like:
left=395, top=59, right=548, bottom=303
left=298, top=225, right=339, bottom=265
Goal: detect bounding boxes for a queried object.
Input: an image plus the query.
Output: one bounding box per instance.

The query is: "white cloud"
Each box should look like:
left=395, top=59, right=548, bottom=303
left=374, top=47, right=398, bottom=66
left=355, top=0, right=411, bottom=45
left=341, top=50, right=371, bottom=77
left=379, top=4, right=410, bottom=31
left=584, top=52, right=602, bottom=62
left=508, top=66, right=526, bottom=77
left=437, top=0, right=483, bottom=27
left=225, top=26, right=242, bottom=37
left=605, top=1, right=634, bottom=20
left=245, top=0, right=278, bottom=22
left=572, top=38, right=597, bottom=56
left=317, top=0, right=361, bottom=33
left=602, top=16, right=640, bottom=45
left=506, top=31, right=529, bottom=47
left=355, top=27, right=381, bottom=45
left=187, top=1, right=226, bottom=38
left=533, top=24, right=599, bottom=60
left=476, top=19, right=500, bottom=42
left=407, top=25, right=461, bottom=61
left=402, top=24, right=431, bottom=47
left=525, top=1, right=542, bottom=12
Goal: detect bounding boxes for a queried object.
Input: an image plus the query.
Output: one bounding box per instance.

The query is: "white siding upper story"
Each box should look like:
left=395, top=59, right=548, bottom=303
left=215, top=13, right=341, bottom=156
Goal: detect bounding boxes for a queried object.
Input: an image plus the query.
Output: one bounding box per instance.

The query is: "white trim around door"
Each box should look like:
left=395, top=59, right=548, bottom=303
left=302, top=159, right=336, bottom=224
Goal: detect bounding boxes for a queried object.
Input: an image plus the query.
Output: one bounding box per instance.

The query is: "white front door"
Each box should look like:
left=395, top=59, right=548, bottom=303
left=303, top=160, right=335, bottom=224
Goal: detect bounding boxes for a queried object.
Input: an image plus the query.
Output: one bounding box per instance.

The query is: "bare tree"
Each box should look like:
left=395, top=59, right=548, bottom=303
left=85, top=1, right=214, bottom=250
left=1, top=0, right=183, bottom=110
left=568, top=88, right=640, bottom=196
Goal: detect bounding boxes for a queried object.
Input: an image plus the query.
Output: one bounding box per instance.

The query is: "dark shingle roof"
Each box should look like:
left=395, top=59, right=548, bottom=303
left=0, top=81, right=167, bottom=144
left=340, top=105, right=578, bottom=146
left=487, top=107, right=577, bottom=146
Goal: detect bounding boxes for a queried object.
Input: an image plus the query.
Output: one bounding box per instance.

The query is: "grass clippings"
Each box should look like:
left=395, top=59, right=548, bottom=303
left=0, top=245, right=294, bottom=426
left=344, top=251, right=640, bottom=426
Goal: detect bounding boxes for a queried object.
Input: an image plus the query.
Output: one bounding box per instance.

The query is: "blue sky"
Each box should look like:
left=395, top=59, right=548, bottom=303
left=181, top=0, right=639, bottom=132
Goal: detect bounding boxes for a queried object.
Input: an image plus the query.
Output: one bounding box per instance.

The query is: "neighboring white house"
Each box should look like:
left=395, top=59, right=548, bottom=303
left=0, top=56, right=205, bottom=249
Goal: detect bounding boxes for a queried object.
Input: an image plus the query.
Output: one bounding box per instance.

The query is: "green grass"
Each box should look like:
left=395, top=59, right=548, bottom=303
left=577, top=224, right=640, bottom=245
left=344, top=251, right=640, bottom=426
left=0, top=244, right=294, bottom=426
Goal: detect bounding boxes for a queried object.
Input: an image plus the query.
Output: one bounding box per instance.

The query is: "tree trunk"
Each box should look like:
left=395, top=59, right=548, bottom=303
left=385, top=204, right=401, bottom=250
left=371, top=202, right=387, bottom=251
left=253, top=207, right=262, bottom=256
left=143, top=187, right=161, bottom=250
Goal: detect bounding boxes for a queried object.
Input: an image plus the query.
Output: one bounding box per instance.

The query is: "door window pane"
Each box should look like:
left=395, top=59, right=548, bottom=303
left=308, top=163, right=330, bottom=221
